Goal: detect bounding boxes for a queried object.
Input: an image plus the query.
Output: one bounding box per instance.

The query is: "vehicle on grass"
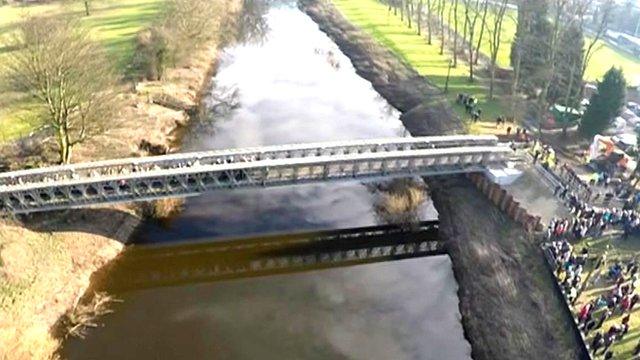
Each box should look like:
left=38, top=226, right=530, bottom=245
left=542, top=104, right=582, bottom=130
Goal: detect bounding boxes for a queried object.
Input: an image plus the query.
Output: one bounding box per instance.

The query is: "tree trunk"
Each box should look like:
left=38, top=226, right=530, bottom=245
left=564, top=60, right=577, bottom=108
left=453, top=0, right=458, bottom=67
left=407, top=0, right=413, bottom=28
left=474, top=0, right=488, bottom=65
left=439, top=0, right=445, bottom=55
left=84, top=1, right=90, bottom=16
left=462, top=5, right=468, bottom=46
left=426, top=0, right=432, bottom=44
left=417, top=1, right=423, bottom=35
left=469, top=42, right=474, bottom=81
left=511, top=49, right=521, bottom=118
left=400, top=0, right=404, bottom=21
left=447, top=0, right=453, bottom=37
left=489, top=62, right=496, bottom=99
left=58, top=127, right=72, bottom=164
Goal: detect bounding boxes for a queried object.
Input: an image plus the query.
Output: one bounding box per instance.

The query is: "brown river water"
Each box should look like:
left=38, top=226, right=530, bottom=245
left=60, top=2, right=472, bottom=359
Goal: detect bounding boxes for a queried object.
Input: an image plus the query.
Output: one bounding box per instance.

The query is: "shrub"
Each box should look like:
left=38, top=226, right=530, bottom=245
left=132, top=26, right=170, bottom=81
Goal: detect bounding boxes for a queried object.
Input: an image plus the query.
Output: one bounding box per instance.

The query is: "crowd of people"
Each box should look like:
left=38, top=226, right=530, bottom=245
left=456, top=93, right=482, bottom=122
left=547, top=230, right=640, bottom=358
left=537, top=134, right=640, bottom=357
left=551, top=184, right=640, bottom=239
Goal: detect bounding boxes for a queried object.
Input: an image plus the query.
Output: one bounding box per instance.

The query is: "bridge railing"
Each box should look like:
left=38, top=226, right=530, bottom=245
left=0, top=135, right=498, bottom=189
left=0, top=145, right=511, bottom=214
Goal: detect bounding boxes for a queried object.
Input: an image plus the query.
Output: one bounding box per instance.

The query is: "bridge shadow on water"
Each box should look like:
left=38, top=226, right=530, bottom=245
left=88, top=220, right=444, bottom=293
left=49, top=221, right=443, bottom=352
left=18, top=207, right=140, bottom=244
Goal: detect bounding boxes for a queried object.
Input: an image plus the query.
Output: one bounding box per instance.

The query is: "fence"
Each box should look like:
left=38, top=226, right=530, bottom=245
left=542, top=245, right=593, bottom=360
left=467, top=172, right=542, bottom=233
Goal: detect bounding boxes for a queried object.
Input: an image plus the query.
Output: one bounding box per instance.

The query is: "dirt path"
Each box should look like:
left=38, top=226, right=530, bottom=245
left=300, top=0, right=583, bottom=358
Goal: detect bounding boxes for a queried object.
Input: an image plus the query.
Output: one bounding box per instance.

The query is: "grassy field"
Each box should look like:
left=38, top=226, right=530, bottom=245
left=333, top=0, right=508, bottom=125
left=0, top=0, right=166, bottom=142
left=440, top=0, right=640, bottom=85
left=570, top=234, right=640, bottom=358
left=440, top=0, right=515, bottom=69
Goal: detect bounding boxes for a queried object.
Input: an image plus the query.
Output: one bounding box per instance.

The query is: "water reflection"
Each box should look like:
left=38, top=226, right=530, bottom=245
left=62, top=256, right=471, bottom=360
left=234, top=0, right=272, bottom=45
left=135, top=4, right=433, bottom=243
left=60, top=5, right=472, bottom=359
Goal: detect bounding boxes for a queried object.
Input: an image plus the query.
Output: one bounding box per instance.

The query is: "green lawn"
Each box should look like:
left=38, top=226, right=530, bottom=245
left=570, top=235, right=640, bottom=359
left=440, top=0, right=640, bottom=85
left=333, top=0, right=507, bottom=125
left=586, top=39, right=640, bottom=87
left=440, top=0, right=515, bottom=69
left=0, top=0, right=166, bottom=142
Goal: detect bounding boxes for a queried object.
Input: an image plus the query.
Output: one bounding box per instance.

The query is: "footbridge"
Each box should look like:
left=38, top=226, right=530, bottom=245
left=0, top=135, right=513, bottom=214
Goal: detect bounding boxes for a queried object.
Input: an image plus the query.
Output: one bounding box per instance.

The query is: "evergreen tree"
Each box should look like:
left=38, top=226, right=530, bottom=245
left=579, top=67, right=627, bottom=138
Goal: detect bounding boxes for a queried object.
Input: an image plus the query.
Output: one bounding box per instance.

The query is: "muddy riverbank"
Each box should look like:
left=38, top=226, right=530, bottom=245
left=299, top=0, right=582, bottom=358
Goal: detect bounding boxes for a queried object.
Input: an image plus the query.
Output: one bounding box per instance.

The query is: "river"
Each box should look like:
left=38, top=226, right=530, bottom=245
left=60, top=2, right=472, bottom=359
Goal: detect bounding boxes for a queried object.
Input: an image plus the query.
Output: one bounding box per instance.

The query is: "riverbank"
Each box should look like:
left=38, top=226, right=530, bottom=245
left=300, top=0, right=462, bottom=137
left=0, top=1, right=241, bottom=358
left=299, top=0, right=582, bottom=358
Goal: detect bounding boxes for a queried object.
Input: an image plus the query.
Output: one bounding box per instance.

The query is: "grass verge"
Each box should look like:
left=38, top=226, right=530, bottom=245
left=332, top=0, right=508, bottom=129
left=0, top=0, right=166, bottom=143
left=439, top=0, right=640, bottom=84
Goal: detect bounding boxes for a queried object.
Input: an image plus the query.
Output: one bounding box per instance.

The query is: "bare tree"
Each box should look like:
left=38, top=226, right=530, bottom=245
left=462, top=1, right=468, bottom=51
left=416, top=0, right=423, bottom=35
left=151, top=0, right=227, bottom=70
left=4, top=17, right=118, bottom=164
left=581, top=0, right=613, bottom=83
left=447, top=0, right=453, bottom=37
left=426, top=0, right=437, bottom=44
left=439, top=0, right=446, bottom=54
left=463, top=0, right=483, bottom=81
left=486, top=0, right=509, bottom=99
left=67, top=0, right=92, bottom=16
left=388, top=0, right=399, bottom=16
left=453, top=0, right=459, bottom=67
left=83, top=0, right=91, bottom=16
left=537, top=0, right=589, bottom=127
left=473, top=0, right=489, bottom=65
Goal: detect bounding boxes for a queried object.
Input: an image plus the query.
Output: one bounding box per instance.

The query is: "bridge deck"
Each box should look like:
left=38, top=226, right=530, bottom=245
left=0, top=136, right=513, bottom=214
left=0, top=135, right=498, bottom=187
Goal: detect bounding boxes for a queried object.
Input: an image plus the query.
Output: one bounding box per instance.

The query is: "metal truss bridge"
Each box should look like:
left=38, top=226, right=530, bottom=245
left=0, top=135, right=513, bottom=214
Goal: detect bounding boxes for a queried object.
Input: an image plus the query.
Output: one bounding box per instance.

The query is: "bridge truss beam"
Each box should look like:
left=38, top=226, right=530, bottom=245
left=0, top=137, right=512, bottom=214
